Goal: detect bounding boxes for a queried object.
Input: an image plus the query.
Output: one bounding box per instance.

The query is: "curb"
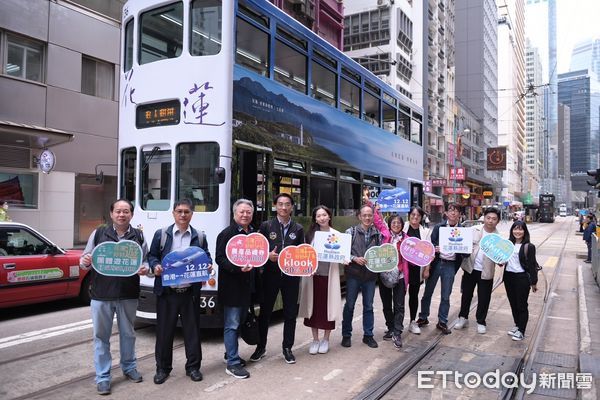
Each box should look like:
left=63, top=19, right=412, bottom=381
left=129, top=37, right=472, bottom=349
left=577, top=264, right=597, bottom=400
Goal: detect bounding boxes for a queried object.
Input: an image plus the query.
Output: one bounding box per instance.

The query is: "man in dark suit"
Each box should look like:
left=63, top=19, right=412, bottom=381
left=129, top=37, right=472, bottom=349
left=148, top=199, right=211, bottom=384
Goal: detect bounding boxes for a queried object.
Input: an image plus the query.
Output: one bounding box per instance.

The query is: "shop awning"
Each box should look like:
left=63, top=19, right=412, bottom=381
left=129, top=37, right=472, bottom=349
left=0, top=120, right=74, bottom=149
left=424, top=192, right=443, bottom=200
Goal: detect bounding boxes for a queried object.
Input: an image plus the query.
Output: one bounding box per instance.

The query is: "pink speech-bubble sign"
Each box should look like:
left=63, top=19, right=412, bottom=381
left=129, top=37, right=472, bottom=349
left=400, top=237, right=435, bottom=267
left=226, top=233, right=270, bottom=267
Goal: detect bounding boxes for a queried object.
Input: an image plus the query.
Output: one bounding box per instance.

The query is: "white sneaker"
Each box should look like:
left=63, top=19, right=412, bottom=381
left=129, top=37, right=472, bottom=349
left=318, top=339, right=329, bottom=354
left=507, top=327, right=519, bottom=336
left=477, top=324, right=487, bottom=334
left=309, top=340, right=319, bottom=355
left=409, top=320, right=421, bottom=334
left=454, top=317, right=468, bottom=330
left=512, top=330, right=524, bottom=341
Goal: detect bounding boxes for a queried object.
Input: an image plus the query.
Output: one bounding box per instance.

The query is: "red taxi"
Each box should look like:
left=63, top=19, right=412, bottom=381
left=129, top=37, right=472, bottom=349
left=0, top=222, right=88, bottom=308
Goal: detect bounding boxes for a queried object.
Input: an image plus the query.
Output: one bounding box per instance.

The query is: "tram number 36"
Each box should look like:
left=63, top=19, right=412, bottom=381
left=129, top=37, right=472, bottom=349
left=199, top=296, right=216, bottom=308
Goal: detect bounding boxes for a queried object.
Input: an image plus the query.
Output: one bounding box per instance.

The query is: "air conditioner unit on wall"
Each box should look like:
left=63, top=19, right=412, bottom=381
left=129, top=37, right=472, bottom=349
left=377, top=0, right=389, bottom=8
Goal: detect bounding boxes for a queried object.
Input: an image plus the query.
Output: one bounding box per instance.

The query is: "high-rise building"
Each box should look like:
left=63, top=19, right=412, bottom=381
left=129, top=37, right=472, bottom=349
left=570, top=38, right=600, bottom=77
left=0, top=0, right=124, bottom=247
left=558, top=69, right=600, bottom=192
left=269, top=0, right=344, bottom=50
left=497, top=0, right=526, bottom=205
left=557, top=103, right=572, bottom=204
left=524, top=41, right=545, bottom=198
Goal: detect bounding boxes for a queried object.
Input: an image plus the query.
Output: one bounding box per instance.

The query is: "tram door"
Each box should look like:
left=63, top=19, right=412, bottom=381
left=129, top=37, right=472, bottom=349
left=236, top=149, right=268, bottom=225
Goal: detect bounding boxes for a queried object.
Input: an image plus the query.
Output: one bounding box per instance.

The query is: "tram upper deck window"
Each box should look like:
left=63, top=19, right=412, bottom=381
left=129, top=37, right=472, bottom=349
left=340, top=78, right=360, bottom=116
left=311, top=60, right=336, bottom=106
left=141, top=147, right=171, bottom=211
left=398, top=112, right=410, bottom=140
left=235, top=17, right=269, bottom=76
left=411, top=116, right=422, bottom=145
left=274, top=40, right=307, bottom=94
left=120, top=147, right=137, bottom=204
left=177, top=143, right=219, bottom=212
left=139, top=2, right=183, bottom=65
left=363, top=90, right=380, bottom=127
left=382, top=102, right=395, bottom=133
left=123, top=19, right=134, bottom=72
left=190, top=0, right=222, bottom=56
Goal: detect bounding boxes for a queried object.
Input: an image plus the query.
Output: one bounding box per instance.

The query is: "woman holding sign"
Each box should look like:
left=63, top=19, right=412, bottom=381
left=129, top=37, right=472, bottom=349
left=504, top=221, right=538, bottom=341
left=299, top=206, right=343, bottom=355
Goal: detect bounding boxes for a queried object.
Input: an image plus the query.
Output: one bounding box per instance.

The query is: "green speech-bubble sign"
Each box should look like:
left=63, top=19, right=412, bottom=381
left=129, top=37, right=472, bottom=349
left=91, top=240, right=142, bottom=277
left=365, top=243, right=399, bottom=273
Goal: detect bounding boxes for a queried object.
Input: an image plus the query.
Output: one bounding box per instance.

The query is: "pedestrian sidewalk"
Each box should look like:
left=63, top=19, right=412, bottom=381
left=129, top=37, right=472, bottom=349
left=578, top=262, right=600, bottom=400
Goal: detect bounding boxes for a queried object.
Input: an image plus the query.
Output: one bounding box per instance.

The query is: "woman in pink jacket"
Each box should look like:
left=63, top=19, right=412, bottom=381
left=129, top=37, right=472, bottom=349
left=371, top=201, right=409, bottom=349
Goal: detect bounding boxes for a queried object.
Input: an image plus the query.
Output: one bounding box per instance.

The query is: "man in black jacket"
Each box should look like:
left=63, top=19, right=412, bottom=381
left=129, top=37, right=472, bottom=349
left=79, top=199, right=149, bottom=395
left=250, top=193, right=305, bottom=364
left=216, top=198, right=256, bottom=379
left=148, top=199, right=211, bottom=385
left=416, top=203, right=466, bottom=334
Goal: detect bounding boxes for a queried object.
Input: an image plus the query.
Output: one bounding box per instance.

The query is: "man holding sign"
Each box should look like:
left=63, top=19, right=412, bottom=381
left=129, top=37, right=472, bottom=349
left=79, top=199, right=149, bottom=395
left=216, top=199, right=258, bottom=379
left=148, top=199, right=212, bottom=385
left=455, top=207, right=501, bottom=334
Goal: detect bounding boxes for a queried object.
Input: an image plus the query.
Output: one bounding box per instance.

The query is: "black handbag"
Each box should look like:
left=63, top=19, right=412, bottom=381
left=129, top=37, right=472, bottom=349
left=240, top=307, right=259, bottom=345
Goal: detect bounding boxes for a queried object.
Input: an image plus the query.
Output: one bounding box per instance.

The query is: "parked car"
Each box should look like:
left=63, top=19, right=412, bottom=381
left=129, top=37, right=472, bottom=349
left=0, top=222, right=88, bottom=308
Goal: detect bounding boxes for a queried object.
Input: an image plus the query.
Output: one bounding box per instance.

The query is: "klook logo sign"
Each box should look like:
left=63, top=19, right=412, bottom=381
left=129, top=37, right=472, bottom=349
left=278, top=244, right=318, bottom=276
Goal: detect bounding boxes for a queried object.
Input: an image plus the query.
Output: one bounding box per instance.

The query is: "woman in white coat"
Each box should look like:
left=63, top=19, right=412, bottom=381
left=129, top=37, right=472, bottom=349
left=298, top=205, right=343, bottom=355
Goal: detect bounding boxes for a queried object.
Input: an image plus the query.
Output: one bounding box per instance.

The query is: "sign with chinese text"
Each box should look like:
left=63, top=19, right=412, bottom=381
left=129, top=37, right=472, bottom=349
left=447, top=143, right=455, bottom=164
left=483, top=191, right=494, bottom=197
left=162, top=246, right=211, bottom=286
left=424, top=180, right=432, bottom=193
left=479, top=234, right=514, bottom=264
left=278, top=244, right=318, bottom=276
left=91, top=240, right=142, bottom=277
left=439, top=227, right=473, bottom=254
left=449, top=168, right=466, bottom=181
left=377, top=187, right=410, bottom=212
left=399, top=237, right=435, bottom=267
left=432, top=179, right=447, bottom=187
left=443, top=187, right=470, bottom=195
left=365, top=243, right=399, bottom=273
left=226, top=233, right=269, bottom=267
left=7, top=268, right=63, bottom=283
left=313, top=231, right=351, bottom=263
left=487, top=147, right=507, bottom=171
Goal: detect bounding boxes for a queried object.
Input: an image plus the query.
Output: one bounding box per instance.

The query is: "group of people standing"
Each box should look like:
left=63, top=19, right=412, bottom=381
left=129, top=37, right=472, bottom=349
left=78, top=195, right=540, bottom=395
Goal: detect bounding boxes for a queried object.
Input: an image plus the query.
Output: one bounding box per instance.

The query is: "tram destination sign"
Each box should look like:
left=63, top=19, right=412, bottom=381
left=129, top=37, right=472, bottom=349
left=136, top=100, right=180, bottom=129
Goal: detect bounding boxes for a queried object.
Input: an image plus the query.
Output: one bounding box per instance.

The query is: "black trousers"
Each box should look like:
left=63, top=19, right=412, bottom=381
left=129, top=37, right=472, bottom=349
left=408, top=264, right=421, bottom=321
left=155, top=290, right=202, bottom=373
left=503, top=271, right=531, bottom=334
left=379, top=282, right=394, bottom=331
left=458, top=269, right=493, bottom=325
left=380, top=265, right=421, bottom=329
left=258, top=271, right=300, bottom=349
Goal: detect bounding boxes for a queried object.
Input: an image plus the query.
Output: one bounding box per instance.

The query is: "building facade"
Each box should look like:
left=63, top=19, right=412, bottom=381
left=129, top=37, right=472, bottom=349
left=570, top=37, right=600, bottom=78
left=0, top=0, right=124, bottom=248
left=524, top=41, right=544, bottom=199
left=557, top=103, right=572, bottom=205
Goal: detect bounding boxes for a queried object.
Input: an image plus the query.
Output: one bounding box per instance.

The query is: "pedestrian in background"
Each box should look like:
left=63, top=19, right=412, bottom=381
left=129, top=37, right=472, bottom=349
left=79, top=199, right=149, bottom=396
left=402, top=206, right=430, bottom=335
left=583, top=214, right=596, bottom=263
left=252, top=193, right=305, bottom=364
left=503, top=221, right=538, bottom=341
left=148, top=199, right=209, bottom=385
left=298, top=205, right=342, bottom=355
left=216, top=199, right=256, bottom=379
left=341, top=204, right=382, bottom=349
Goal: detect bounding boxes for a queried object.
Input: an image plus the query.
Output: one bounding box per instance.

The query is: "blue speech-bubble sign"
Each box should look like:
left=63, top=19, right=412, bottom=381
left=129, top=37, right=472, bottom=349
left=161, top=246, right=211, bottom=287
left=377, top=187, right=410, bottom=213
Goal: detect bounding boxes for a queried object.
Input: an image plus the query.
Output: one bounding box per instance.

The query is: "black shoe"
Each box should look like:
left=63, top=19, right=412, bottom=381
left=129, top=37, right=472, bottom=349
left=187, top=370, right=203, bottom=382
left=382, top=330, right=393, bottom=341
left=416, top=318, right=429, bottom=327
left=153, top=371, right=169, bottom=385
left=283, top=348, right=296, bottom=364
left=584, top=260, right=592, bottom=263
left=362, top=336, right=378, bottom=348
left=341, top=336, right=351, bottom=348
left=96, top=381, right=111, bottom=395
left=226, top=364, right=250, bottom=379
left=436, top=322, right=452, bottom=335
left=250, top=347, right=266, bottom=362
left=223, top=352, right=247, bottom=367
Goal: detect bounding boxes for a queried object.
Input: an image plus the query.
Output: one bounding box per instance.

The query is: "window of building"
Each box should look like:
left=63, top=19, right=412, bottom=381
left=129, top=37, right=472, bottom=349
left=274, top=39, right=307, bottom=94
left=4, top=34, right=44, bottom=82
left=355, top=52, right=391, bottom=76
left=139, top=2, right=183, bottom=65
left=0, top=171, right=38, bottom=209
left=123, top=19, right=134, bottom=72
left=82, top=56, right=114, bottom=99
left=343, top=8, right=390, bottom=51
left=397, top=9, right=413, bottom=54
left=311, top=60, right=336, bottom=106
left=235, top=17, right=269, bottom=76
left=176, top=142, right=219, bottom=212
left=190, top=0, right=222, bottom=56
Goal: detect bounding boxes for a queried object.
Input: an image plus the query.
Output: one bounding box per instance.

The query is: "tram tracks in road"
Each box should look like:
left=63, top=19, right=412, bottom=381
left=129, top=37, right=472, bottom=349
left=354, top=220, right=570, bottom=400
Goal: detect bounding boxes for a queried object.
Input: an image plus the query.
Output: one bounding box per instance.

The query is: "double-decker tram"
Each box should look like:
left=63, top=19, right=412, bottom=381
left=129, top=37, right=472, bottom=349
left=539, top=194, right=555, bottom=223
left=119, top=0, right=425, bottom=326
